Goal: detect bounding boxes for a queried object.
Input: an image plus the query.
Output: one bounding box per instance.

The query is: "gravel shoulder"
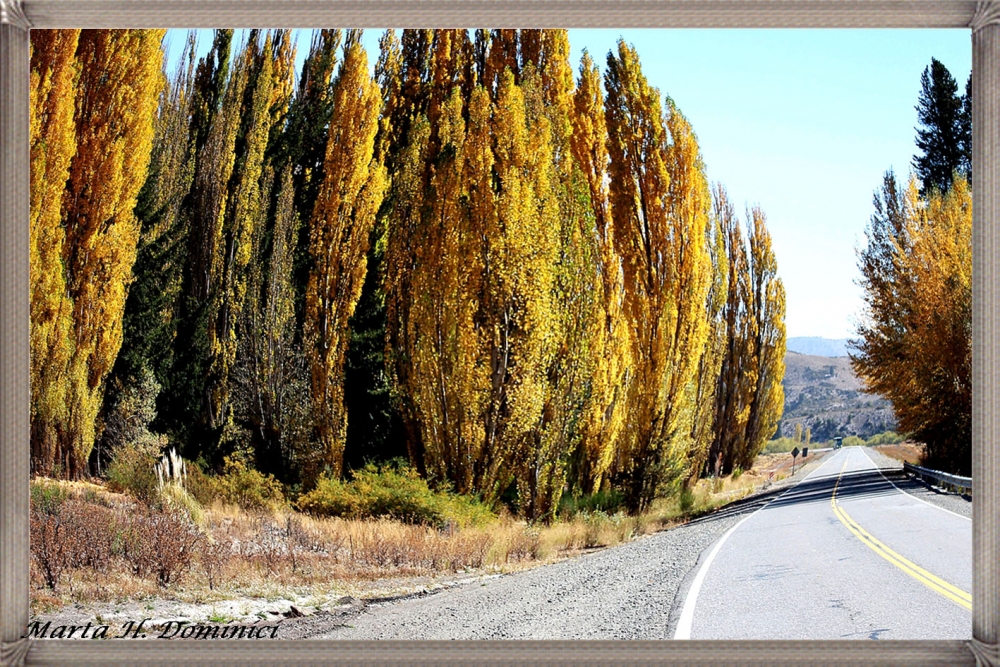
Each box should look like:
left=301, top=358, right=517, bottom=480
left=306, top=453, right=834, bottom=640
left=28, top=451, right=843, bottom=641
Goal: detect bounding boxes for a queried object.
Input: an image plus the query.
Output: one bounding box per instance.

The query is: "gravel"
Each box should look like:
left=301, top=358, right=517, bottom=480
left=312, top=457, right=834, bottom=640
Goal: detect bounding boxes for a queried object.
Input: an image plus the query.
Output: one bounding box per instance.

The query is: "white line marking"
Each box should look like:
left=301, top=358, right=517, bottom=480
left=859, top=448, right=971, bottom=522
left=673, top=449, right=845, bottom=640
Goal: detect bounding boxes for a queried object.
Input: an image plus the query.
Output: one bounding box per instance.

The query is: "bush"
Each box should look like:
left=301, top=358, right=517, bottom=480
left=679, top=485, right=695, bottom=513
left=182, top=460, right=217, bottom=506
left=212, top=454, right=285, bottom=511
left=843, top=435, right=865, bottom=447
left=866, top=431, right=905, bottom=446
left=297, top=461, right=493, bottom=529
left=763, top=437, right=799, bottom=454
left=558, top=489, right=625, bottom=518
left=105, top=437, right=163, bottom=502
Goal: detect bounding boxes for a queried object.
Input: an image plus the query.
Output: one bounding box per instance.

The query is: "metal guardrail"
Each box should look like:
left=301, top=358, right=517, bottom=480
left=903, top=461, right=973, bottom=495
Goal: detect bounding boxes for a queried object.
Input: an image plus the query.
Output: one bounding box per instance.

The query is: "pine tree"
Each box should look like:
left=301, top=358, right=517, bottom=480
left=913, top=58, right=966, bottom=196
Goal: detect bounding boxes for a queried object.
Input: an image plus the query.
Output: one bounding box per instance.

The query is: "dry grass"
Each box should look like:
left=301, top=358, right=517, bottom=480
left=869, top=441, right=924, bottom=465
left=29, top=456, right=799, bottom=614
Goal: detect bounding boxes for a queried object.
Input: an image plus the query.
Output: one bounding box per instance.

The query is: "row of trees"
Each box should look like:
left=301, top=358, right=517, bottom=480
left=851, top=58, right=972, bottom=475
left=30, top=29, right=787, bottom=517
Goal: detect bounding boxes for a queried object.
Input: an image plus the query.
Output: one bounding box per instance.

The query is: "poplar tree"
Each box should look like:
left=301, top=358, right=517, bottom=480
left=207, top=31, right=278, bottom=443
left=604, top=40, right=711, bottom=511
left=570, top=50, right=632, bottom=494
left=305, top=31, right=388, bottom=476
left=56, top=29, right=165, bottom=477
left=852, top=174, right=971, bottom=474
left=739, top=207, right=786, bottom=470
left=99, top=32, right=198, bottom=471
left=29, top=29, right=81, bottom=475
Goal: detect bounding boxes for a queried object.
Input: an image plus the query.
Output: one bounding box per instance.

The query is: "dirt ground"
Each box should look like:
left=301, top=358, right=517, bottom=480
left=867, top=442, right=924, bottom=465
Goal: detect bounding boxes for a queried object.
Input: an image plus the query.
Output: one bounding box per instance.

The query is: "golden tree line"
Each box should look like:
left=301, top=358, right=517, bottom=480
left=29, top=28, right=786, bottom=517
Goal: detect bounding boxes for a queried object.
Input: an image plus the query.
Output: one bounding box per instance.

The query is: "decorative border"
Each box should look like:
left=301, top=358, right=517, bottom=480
left=2, top=2, right=997, bottom=665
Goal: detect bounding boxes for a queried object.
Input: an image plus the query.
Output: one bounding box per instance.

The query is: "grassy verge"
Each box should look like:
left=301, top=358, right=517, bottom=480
left=28, top=454, right=800, bottom=615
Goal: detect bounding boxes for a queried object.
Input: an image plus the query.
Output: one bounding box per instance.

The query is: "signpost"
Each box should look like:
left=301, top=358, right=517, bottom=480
left=791, top=446, right=800, bottom=474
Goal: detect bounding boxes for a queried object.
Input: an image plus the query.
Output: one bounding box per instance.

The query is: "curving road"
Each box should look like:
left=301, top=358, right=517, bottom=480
left=315, top=447, right=970, bottom=641
left=677, top=446, right=971, bottom=640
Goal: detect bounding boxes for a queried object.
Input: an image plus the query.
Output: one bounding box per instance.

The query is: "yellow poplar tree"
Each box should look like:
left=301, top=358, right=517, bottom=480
left=686, top=184, right=730, bottom=483
left=570, top=50, right=632, bottom=494
left=604, top=40, right=711, bottom=510
left=707, top=187, right=754, bottom=477
left=305, top=32, right=388, bottom=476
left=739, top=207, right=786, bottom=470
left=29, top=29, right=81, bottom=475
left=56, top=29, right=165, bottom=477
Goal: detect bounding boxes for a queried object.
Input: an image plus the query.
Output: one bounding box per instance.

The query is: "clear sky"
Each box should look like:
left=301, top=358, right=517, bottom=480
left=164, top=29, right=971, bottom=340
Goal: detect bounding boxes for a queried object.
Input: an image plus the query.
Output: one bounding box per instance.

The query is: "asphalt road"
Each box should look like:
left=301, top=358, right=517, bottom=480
left=677, top=446, right=972, bottom=640
left=314, top=447, right=970, bottom=640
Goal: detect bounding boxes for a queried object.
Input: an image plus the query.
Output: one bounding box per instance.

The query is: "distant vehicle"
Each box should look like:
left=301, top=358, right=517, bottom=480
left=834, top=437, right=843, bottom=449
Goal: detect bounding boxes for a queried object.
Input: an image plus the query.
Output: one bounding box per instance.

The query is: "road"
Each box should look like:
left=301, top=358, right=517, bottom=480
left=677, top=446, right=971, bottom=639
left=316, top=447, right=970, bottom=640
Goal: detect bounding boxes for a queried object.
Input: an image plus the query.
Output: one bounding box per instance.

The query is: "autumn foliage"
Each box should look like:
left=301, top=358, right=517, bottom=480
left=30, top=29, right=786, bottom=518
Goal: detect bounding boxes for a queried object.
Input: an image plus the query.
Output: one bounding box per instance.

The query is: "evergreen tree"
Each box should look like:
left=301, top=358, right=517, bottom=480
left=913, top=58, right=966, bottom=195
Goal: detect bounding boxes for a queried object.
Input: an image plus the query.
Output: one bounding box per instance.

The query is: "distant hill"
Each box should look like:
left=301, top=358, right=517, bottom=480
left=786, top=337, right=851, bottom=357
left=776, top=351, right=896, bottom=442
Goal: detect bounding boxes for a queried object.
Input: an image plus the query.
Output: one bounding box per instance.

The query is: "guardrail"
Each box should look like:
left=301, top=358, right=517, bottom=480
left=902, top=461, right=973, bottom=495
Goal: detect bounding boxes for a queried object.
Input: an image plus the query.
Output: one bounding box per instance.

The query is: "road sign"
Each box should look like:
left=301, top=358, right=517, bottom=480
left=803, top=447, right=808, bottom=457
left=791, top=446, right=800, bottom=459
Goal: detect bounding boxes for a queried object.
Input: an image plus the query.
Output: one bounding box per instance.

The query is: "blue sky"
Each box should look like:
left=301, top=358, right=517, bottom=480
left=164, top=29, right=971, bottom=340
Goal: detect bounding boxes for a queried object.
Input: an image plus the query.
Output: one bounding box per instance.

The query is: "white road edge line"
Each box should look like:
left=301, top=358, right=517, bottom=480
left=859, top=447, right=971, bottom=522
left=673, top=449, right=845, bottom=640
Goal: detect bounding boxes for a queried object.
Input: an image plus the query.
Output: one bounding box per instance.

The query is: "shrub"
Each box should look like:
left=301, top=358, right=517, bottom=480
left=558, top=489, right=625, bottom=518
left=679, top=486, right=695, bottom=513
left=297, top=461, right=493, bottom=529
left=763, top=437, right=799, bottom=454
left=843, top=435, right=865, bottom=447
left=118, top=506, right=203, bottom=586
left=105, top=436, right=163, bottom=502
left=212, top=454, right=285, bottom=511
left=182, top=460, right=217, bottom=506
left=866, top=431, right=905, bottom=446
left=732, top=466, right=743, bottom=481
left=30, top=481, right=67, bottom=515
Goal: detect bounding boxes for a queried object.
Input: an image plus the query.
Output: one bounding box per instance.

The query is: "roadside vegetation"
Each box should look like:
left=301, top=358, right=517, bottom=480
left=764, top=430, right=904, bottom=455
left=30, top=443, right=801, bottom=614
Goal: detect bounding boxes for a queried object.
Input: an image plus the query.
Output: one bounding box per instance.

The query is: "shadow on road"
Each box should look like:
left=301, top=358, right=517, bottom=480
left=683, top=467, right=965, bottom=527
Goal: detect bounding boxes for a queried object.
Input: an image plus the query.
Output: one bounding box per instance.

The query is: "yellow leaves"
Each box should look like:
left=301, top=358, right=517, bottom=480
left=604, top=40, right=712, bottom=510
left=853, top=172, right=971, bottom=471
left=305, top=35, right=387, bottom=477
left=28, top=29, right=164, bottom=477
left=29, top=30, right=81, bottom=473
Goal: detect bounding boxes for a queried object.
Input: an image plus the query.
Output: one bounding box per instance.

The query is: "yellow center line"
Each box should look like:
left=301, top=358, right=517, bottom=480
left=830, top=456, right=971, bottom=610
